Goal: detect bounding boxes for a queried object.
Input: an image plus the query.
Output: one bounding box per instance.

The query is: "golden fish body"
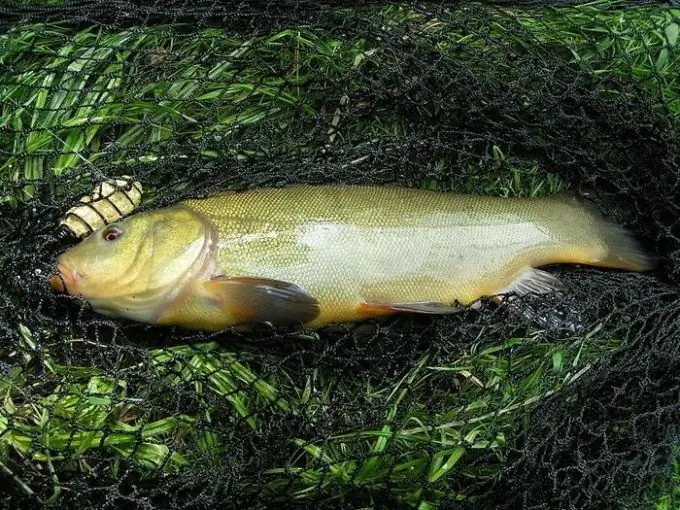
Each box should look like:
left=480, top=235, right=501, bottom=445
left=49, top=185, right=655, bottom=331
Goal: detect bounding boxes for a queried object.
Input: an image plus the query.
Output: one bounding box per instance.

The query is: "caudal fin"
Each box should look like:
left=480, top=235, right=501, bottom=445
left=589, top=214, right=657, bottom=272
left=549, top=194, right=658, bottom=272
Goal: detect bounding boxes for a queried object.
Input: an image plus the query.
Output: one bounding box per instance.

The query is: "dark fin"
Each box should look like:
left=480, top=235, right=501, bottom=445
left=205, top=276, right=320, bottom=325
left=498, top=267, right=566, bottom=297
left=359, top=300, right=466, bottom=315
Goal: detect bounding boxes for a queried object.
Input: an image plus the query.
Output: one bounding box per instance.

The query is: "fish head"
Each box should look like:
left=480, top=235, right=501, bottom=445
left=49, top=206, right=215, bottom=323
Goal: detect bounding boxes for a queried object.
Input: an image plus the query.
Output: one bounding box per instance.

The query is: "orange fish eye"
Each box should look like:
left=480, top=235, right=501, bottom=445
left=102, top=225, right=123, bottom=242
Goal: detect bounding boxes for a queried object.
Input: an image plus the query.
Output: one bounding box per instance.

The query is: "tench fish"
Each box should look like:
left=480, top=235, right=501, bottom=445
left=47, top=185, right=655, bottom=331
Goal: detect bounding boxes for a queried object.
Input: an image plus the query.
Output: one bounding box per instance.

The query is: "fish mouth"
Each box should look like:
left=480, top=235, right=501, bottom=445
left=48, top=263, right=79, bottom=294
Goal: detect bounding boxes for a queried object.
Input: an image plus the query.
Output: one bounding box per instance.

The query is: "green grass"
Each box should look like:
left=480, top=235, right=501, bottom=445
left=1, top=2, right=678, bottom=204
left=0, top=23, right=382, bottom=203
left=370, top=1, right=680, bottom=110
left=383, top=0, right=680, bottom=89
left=655, top=458, right=680, bottom=510
left=258, top=330, right=619, bottom=506
left=1, top=1, right=679, bottom=508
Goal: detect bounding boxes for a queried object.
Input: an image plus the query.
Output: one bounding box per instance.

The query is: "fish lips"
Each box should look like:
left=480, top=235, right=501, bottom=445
left=48, top=263, right=79, bottom=295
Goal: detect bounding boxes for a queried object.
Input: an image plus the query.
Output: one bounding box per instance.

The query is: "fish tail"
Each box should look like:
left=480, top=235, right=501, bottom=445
left=574, top=199, right=657, bottom=272
left=589, top=217, right=657, bottom=271
left=543, top=194, right=657, bottom=272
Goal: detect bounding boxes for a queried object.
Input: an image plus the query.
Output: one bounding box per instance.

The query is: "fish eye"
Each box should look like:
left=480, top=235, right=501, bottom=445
left=102, top=225, right=123, bottom=242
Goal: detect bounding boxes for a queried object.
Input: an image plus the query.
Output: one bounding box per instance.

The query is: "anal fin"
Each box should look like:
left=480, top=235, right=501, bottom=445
left=498, top=267, right=565, bottom=297
left=204, top=275, right=321, bottom=326
left=359, top=300, right=467, bottom=316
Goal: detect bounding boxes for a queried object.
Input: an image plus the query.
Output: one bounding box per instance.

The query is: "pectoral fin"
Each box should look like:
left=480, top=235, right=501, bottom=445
left=204, top=276, right=321, bottom=326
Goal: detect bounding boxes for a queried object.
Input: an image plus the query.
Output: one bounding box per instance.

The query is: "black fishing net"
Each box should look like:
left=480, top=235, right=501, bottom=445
left=2, top=1, right=680, bottom=509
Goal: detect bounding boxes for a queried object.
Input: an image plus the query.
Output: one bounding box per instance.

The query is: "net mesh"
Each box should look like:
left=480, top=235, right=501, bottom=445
left=1, top=1, right=680, bottom=508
